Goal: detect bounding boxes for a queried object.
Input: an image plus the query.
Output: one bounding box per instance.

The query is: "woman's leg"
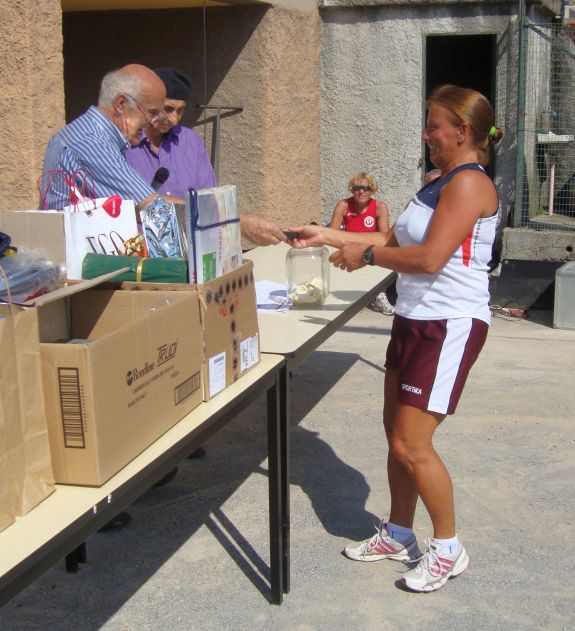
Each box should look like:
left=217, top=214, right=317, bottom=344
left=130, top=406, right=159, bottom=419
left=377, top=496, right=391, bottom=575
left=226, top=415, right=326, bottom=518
left=383, top=368, right=418, bottom=529
left=343, top=373, right=422, bottom=562
left=387, top=402, right=454, bottom=539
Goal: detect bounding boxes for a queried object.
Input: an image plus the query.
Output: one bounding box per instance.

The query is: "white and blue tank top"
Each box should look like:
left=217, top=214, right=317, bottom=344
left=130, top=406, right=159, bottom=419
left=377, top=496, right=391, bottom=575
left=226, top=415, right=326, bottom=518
left=394, top=163, right=499, bottom=324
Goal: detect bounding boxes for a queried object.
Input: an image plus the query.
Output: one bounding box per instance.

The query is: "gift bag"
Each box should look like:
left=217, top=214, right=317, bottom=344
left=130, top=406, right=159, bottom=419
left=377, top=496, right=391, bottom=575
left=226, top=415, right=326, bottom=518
left=0, top=310, right=19, bottom=532
left=39, top=169, right=139, bottom=279
left=63, top=196, right=138, bottom=279
left=0, top=268, right=55, bottom=517
left=11, top=307, right=55, bottom=514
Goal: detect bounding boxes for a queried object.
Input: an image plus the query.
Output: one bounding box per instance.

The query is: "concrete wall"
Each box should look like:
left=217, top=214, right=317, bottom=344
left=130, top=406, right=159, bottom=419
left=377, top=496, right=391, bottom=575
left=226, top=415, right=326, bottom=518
left=0, top=0, right=65, bottom=211
left=319, top=0, right=562, bottom=13
left=319, top=3, right=520, bottom=223
left=63, top=6, right=322, bottom=231
left=503, top=226, right=575, bottom=261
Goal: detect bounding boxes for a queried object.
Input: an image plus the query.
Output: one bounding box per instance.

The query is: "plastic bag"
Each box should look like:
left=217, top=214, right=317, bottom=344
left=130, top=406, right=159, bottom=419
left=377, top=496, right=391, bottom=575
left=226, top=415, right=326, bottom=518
left=140, top=198, right=186, bottom=259
left=0, top=250, right=65, bottom=303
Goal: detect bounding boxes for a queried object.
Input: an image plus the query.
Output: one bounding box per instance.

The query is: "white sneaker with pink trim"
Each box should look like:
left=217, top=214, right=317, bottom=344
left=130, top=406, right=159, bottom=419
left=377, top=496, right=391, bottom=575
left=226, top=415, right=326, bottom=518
left=402, top=539, right=470, bottom=592
left=369, top=292, right=395, bottom=316
left=344, top=522, right=420, bottom=562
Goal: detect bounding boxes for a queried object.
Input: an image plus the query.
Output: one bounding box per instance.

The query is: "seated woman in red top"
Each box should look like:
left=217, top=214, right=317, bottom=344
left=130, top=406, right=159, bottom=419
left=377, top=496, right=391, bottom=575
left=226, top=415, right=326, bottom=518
left=329, top=171, right=390, bottom=233
left=330, top=172, right=395, bottom=314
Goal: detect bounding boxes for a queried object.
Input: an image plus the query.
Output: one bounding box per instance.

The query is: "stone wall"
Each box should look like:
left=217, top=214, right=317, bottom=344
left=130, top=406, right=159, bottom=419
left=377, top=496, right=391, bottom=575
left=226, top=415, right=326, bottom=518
left=319, top=3, right=520, bottom=223
left=0, top=0, right=65, bottom=211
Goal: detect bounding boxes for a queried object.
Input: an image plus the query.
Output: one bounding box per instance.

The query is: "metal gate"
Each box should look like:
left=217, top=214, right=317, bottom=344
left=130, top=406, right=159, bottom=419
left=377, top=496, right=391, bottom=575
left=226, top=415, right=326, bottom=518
left=514, top=3, right=575, bottom=231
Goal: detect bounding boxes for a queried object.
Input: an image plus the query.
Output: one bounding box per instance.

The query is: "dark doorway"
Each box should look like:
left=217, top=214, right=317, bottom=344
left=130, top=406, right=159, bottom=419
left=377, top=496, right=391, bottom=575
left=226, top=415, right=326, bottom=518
left=424, top=34, right=497, bottom=174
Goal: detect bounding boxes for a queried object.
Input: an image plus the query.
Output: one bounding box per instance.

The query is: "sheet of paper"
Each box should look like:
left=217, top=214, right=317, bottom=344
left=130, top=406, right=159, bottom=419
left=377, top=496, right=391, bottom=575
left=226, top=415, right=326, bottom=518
left=255, top=281, right=291, bottom=313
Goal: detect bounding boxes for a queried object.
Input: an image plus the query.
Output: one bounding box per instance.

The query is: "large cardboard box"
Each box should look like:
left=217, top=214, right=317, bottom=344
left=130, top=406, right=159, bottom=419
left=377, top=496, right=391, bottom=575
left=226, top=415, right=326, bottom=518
left=33, top=283, right=203, bottom=485
left=120, top=261, right=260, bottom=401
left=0, top=210, right=66, bottom=267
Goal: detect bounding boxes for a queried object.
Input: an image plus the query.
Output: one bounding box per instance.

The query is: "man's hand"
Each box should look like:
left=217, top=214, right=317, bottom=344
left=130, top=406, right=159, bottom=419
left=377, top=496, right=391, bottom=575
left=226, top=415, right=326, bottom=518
left=329, top=242, right=369, bottom=272
left=240, top=213, right=288, bottom=246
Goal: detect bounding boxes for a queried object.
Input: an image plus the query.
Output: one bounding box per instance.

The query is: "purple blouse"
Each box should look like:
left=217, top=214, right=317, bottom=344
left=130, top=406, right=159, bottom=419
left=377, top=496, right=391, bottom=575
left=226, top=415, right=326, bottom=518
left=125, top=125, right=217, bottom=198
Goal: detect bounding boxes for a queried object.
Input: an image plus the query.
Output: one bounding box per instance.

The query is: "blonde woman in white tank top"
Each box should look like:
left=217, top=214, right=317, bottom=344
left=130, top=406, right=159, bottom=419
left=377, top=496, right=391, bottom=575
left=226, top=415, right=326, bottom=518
left=290, top=85, right=503, bottom=592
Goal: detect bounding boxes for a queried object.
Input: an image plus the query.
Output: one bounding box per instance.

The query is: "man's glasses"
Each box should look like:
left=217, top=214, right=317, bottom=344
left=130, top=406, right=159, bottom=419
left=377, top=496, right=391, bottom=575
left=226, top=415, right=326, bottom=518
left=352, top=185, right=372, bottom=193
left=126, top=95, right=165, bottom=124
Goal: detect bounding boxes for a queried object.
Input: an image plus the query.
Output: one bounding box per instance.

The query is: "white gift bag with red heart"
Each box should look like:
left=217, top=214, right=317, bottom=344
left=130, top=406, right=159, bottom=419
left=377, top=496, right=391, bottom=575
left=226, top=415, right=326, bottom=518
left=62, top=194, right=138, bottom=279
left=38, top=169, right=138, bottom=280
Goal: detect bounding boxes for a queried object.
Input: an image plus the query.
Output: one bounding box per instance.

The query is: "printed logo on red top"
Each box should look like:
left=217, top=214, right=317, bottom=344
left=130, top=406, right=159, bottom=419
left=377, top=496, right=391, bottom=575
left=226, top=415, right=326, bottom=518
left=102, top=195, right=122, bottom=218
left=364, top=216, right=375, bottom=229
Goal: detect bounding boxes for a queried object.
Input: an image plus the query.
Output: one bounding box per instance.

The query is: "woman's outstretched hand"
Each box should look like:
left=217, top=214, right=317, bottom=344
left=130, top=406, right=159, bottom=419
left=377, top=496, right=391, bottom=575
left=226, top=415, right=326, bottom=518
left=286, top=225, right=346, bottom=249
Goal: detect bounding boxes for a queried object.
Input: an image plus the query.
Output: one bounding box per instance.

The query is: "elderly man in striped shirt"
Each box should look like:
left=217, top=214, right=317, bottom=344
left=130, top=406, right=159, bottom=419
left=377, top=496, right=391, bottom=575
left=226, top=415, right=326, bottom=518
left=41, top=64, right=171, bottom=211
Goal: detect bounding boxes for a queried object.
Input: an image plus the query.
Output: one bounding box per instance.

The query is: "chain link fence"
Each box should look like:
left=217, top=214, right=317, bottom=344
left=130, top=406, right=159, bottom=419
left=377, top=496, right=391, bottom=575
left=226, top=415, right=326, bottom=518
left=515, top=11, right=575, bottom=230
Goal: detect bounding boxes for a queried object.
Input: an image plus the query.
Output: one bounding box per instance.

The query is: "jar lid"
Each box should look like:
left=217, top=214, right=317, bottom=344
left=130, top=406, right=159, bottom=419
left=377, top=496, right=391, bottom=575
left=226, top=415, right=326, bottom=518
left=287, top=246, right=327, bottom=254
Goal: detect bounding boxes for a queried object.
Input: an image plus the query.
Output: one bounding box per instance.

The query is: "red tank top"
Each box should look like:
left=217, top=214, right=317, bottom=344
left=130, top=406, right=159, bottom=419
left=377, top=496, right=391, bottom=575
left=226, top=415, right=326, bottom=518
left=343, top=197, right=378, bottom=232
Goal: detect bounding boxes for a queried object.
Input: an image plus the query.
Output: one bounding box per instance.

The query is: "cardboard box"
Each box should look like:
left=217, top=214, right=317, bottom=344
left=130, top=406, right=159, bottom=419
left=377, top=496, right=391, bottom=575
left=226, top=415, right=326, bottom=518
left=0, top=210, right=66, bottom=267
left=120, top=261, right=260, bottom=401
left=32, top=282, right=203, bottom=485
left=198, top=262, right=260, bottom=399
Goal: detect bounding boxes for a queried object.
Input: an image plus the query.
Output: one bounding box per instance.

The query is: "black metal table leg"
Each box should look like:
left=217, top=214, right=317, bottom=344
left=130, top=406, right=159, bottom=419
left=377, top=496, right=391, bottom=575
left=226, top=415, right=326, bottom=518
left=64, top=543, right=87, bottom=573
left=279, top=362, right=291, bottom=594
left=267, top=372, right=283, bottom=604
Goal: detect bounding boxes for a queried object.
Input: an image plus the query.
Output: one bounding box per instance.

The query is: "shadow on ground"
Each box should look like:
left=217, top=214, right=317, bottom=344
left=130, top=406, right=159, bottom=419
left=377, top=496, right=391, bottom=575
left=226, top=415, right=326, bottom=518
left=0, top=350, right=378, bottom=629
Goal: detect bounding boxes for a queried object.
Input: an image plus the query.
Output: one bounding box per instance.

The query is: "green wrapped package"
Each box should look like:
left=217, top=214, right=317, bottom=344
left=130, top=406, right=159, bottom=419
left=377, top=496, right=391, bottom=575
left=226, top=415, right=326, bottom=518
left=82, top=254, right=188, bottom=283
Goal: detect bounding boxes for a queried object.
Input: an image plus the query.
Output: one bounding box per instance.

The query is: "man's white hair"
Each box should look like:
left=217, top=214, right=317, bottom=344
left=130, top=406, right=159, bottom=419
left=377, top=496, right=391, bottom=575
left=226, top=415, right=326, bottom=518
left=98, top=68, right=147, bottom=108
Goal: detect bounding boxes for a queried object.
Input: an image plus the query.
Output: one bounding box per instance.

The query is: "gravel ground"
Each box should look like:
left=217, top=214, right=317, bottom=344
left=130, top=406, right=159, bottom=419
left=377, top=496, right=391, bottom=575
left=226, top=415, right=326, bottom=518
left=1, top=308, right=574, bottom=631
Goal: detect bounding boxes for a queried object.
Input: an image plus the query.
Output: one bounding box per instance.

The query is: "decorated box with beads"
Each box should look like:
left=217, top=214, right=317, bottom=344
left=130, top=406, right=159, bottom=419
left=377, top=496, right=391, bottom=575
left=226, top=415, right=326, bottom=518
left=197, top=261, right=260, bottom=400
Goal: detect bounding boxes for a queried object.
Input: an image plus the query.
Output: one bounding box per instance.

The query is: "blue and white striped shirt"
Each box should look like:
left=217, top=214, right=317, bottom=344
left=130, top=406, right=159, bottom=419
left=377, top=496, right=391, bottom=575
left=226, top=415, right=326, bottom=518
left=41, top=106, right=154, bottom=209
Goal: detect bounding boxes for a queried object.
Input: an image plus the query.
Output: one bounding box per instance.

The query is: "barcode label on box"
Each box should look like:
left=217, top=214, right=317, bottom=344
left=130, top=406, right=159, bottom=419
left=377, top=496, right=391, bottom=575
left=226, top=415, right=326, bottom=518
left=240, top=333, right=259, bottom=372
left=208, top=351, right=226, bottom=397
left=174, top=371, right=201, bottom=405
left=58, top=367, right=85, bottom=449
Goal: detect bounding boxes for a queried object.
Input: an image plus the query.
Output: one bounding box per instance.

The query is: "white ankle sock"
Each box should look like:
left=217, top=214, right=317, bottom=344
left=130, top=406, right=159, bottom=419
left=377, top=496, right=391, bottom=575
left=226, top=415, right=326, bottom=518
left=386, top=521, right=414, bottom=544
left=432, top=535, right=460, bottom=556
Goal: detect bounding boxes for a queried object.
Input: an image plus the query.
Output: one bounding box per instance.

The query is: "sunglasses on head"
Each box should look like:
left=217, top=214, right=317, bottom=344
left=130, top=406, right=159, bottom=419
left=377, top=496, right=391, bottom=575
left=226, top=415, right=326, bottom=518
left=352, top=185, right=372, bottom=193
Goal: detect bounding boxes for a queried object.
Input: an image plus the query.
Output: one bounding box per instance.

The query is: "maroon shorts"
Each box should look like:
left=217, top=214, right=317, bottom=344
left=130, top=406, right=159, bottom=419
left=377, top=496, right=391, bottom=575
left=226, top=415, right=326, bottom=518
left=385, top=315, right=488, bottom=415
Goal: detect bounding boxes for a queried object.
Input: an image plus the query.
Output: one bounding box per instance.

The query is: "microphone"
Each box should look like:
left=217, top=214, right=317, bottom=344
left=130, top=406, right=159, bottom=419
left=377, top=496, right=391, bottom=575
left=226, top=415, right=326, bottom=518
left=150, top=167, right=169, bottom=191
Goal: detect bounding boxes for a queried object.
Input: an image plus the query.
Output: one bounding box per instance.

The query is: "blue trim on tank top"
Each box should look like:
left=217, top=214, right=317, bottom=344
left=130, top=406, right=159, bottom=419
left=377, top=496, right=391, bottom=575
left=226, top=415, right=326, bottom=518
left=417, top=163, right=485, bottom=210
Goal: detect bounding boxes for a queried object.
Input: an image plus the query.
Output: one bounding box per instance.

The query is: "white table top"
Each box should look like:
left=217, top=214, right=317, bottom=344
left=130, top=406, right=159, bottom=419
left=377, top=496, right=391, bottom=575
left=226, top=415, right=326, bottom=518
left=0, top=354, right=284, bottom=580
left=244, top=242, right=394, bottom=356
